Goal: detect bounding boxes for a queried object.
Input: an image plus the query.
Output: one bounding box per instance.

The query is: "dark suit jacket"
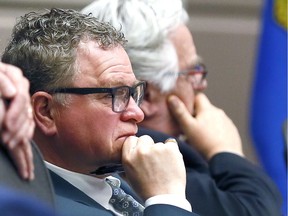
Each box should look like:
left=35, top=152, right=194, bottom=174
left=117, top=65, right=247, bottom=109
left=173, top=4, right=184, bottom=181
left=49, top=171, right=199, bottom=216
left=0, top=186, right=56, bottom=216
left=0, top=141, right=55, bottom=207
left=137, top=127, right=282, bottom=216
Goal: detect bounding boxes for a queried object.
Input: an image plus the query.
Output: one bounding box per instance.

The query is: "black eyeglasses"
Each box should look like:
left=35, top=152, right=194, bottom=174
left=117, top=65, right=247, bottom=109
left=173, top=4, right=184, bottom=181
left=48, top=81, right=146, bottom=113
left=178, top=63, right=208, bottom=89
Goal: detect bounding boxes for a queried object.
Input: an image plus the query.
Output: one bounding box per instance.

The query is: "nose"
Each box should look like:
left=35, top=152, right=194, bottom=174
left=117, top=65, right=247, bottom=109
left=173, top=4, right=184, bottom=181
left=193, top=79, right=208, bottom=92
left=120, top=96, right=144, bottom=123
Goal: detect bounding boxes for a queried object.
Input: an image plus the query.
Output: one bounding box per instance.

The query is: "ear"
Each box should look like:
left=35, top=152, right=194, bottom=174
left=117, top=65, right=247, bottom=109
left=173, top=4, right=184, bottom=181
left=141, top=83, right=161, bottom=118
left=31, top=92, right=57, bottom=136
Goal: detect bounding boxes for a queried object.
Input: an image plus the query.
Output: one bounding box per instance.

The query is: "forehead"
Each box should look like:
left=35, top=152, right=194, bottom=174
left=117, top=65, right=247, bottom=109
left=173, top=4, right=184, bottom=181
left=74, top=41, right=137, bottom=87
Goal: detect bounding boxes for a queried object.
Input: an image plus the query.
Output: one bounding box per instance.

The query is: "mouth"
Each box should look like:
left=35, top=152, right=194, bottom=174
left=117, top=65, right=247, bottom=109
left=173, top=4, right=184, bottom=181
left=118, top=126, right=138, bottom=140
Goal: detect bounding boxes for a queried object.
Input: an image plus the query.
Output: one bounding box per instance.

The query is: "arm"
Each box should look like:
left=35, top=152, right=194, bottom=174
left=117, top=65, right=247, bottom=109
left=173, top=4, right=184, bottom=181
left=167, top=93, right=282, bottom=216
left=185, top=152, right=282, bottom=216
left=0, top=62, right=35, bottom=180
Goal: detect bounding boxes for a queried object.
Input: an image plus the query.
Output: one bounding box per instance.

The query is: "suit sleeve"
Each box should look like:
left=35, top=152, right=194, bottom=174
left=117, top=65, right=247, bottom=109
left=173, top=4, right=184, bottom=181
left=186, top=152, right=282, bottom=216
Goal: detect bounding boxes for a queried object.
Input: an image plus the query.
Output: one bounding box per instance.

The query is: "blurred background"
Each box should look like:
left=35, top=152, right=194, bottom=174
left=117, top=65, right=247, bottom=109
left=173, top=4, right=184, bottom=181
left=0, top=0, right=261, bottom=162
left=0, top=0, right=286, bottom=213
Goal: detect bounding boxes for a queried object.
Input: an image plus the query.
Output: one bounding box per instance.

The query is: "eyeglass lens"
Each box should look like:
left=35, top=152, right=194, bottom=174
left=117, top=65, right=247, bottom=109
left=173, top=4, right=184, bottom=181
left=114, top=87, right=130, bottom=112
left=187, top=64, right=207, bottom=88
left=113, top=83, right=145, bottom=113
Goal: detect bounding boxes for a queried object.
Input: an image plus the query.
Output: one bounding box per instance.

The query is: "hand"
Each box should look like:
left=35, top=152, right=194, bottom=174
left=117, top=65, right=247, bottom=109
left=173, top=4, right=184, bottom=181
left=122, top=135, right=186, bottom=201
left=167, top=93, right=243, bottom=160
left=0, top=62, right=35, bottom=180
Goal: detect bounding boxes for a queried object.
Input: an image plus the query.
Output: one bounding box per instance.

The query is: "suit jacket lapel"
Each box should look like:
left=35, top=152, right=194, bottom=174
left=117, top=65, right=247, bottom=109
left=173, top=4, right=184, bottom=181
left=49, top=171, right=105, bottom=208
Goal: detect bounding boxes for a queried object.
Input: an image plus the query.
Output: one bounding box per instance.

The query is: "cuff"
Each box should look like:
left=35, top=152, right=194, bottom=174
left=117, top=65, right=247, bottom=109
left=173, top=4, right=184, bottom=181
left=145, top=194, right=192, bottom=212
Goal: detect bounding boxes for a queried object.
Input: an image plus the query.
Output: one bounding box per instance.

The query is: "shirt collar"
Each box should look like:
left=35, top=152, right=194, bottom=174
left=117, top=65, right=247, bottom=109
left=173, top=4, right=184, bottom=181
left=45, top=161, right=120, bottom=210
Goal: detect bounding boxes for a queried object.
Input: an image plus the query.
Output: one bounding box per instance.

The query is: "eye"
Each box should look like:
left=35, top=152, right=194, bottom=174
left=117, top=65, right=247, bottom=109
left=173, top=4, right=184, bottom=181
left=89, top=93, right=112, bottom=101
left=104, top=93, right=113, bottom=98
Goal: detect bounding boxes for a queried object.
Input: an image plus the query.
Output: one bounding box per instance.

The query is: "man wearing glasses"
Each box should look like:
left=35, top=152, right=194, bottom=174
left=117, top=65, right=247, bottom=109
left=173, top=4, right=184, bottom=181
left=2, top=8, right=202, bottom=216
left=82, top=0, right=282, bottom=215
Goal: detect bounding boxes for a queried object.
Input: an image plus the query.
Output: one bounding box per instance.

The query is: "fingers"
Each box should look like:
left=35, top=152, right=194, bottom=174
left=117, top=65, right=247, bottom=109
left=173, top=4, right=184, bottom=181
left=3, top=115, right=35, bottom=149
left=122, top=135, right=186, bottom=200
left=167, top=95, right=196, bottom=130
left=167, top=95, right=201, bottom=141
left=169, top=92, right=243, bottom=160
left=2, top=96, right=34, bottom=148
left=7, top=139, right=34, bottom=181
left=122, top=135, right=154, bottom=157
left=193, top=92, right=212, bottom=114
left=0, top=62, right=29, bottom=93
left=164, top=138, right=177, bottom=144
left=0, top=62, right=35, bottom=181
left=0, top=62, right=34, bottom=149
left=23, top=139, right=34, bottom=181
left=0, top=63, right=17, bottom=98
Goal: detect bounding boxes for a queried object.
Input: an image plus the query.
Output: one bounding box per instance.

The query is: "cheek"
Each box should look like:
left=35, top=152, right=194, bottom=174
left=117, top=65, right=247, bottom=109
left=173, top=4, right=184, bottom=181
left=87, top=113, right=124, bottom=163
left=56, top=108, right=122, bottom=166
left=173, top=80, right=195, bottom=114
left=81, top=111, right=119, bottom=148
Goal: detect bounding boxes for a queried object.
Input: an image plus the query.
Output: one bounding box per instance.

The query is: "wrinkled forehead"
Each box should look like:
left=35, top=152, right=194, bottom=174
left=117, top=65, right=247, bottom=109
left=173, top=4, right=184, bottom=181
left=74, top=41, right=137, bottom=88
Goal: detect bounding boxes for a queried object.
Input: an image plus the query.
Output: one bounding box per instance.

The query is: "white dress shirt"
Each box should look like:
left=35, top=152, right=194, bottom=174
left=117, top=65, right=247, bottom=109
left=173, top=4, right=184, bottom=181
left=46, top=162, right=192, bottom=214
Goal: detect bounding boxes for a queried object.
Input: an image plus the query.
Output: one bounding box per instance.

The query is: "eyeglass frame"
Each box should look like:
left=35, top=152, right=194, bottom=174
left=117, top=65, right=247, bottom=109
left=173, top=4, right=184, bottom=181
left=46, top=81, right=146, bottom=113
left=177, top=63, right=208, bottom=88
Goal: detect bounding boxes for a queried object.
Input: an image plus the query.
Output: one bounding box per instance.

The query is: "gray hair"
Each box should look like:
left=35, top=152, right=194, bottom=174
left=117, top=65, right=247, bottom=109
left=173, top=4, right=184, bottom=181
left=81, top=0, right=188, bottom=92
left=1, top=8, right=126, bottom=95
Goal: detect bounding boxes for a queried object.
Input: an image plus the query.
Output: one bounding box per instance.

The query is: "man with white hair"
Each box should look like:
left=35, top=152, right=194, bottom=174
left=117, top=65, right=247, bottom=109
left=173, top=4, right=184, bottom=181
left=82, top=0, right=282, bottom=215
left=3, top=7, right=203, bottom=216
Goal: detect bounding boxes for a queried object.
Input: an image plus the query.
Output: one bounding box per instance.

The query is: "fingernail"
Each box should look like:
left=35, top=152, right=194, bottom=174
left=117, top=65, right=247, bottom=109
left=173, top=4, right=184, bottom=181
left=22, top=170, right=29, bottom=180
left=165, top=138, right=177, bottom=144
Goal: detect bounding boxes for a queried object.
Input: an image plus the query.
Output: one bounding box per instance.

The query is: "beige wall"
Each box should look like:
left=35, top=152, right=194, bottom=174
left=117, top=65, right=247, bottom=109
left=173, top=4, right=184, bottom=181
left=186, top=0, right=261, bottom=163
left=0, top=0, right=262, bottom=164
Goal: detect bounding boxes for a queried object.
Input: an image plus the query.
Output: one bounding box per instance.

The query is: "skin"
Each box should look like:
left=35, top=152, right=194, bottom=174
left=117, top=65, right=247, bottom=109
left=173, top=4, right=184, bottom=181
left=139, top=24, right=243, bottom=159
left=0, top=62, right=35, bottom=180
left=140, top=24, right=202, bottom=136
left=167, top=93, right=243, bottom=160
left=32, top=41, right=186, bottom=200
left=122, top=135, right=186, bottom=200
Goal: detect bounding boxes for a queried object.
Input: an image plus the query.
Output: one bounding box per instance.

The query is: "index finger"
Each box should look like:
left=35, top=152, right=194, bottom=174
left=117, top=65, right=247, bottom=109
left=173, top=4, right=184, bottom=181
left=167, top=95, right=196, bottom=128
left=194, top=93, right=212, bottom=114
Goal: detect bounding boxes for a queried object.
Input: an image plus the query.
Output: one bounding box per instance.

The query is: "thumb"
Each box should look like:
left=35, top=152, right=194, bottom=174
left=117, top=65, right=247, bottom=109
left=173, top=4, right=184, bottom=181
left=167, top=95, right=196, bottom=131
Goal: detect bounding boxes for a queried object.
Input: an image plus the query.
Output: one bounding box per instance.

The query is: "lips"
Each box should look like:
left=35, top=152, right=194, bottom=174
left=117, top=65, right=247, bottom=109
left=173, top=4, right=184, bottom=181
left=118, top=128, right=138, bottom=139
left=118, top=133, right=136, bottom=140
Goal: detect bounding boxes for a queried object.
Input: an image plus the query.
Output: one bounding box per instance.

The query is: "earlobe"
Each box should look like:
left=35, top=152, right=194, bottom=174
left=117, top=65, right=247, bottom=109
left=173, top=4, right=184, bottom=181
left=32, top=92, right=57, bottom=136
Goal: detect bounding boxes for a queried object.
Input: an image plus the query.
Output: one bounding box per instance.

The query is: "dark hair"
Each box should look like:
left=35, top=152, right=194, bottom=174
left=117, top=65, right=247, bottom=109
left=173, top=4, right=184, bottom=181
left=1, top=8, right=127, bottom=94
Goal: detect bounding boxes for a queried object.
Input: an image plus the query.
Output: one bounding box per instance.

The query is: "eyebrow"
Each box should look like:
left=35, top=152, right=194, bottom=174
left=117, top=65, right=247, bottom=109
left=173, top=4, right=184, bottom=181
left=101, top=79, right=142, bottom=88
